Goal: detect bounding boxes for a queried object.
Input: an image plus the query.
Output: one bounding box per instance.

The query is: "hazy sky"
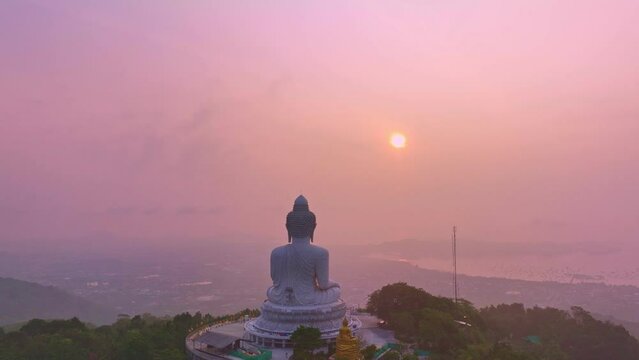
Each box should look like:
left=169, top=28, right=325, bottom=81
left=1, top=1, right=638, bottom=248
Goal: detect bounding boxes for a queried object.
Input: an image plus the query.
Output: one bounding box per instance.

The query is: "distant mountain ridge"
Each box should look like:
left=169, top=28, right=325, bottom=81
left=0, top=277, right=115, bottom=327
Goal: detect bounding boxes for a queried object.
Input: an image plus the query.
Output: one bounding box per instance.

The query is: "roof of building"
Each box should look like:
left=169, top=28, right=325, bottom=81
left=524, top=335, right=542, bottom=345
left=195, top=331, right=240, bottom=349
left=414, top=349, right=432, bottom=356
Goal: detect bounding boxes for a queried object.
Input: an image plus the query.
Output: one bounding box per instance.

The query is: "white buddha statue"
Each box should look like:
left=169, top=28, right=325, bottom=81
left=266, top=195, right=341, bottom=306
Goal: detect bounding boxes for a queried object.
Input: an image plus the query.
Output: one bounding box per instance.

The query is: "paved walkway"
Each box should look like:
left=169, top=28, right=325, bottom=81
left=355, top=313, right=396, bottom=347
left=187, top=314, right=396, bottom=360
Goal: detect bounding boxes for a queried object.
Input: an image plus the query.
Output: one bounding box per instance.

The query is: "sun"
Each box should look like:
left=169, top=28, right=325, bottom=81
left=389, top=132, right=407, bottom=149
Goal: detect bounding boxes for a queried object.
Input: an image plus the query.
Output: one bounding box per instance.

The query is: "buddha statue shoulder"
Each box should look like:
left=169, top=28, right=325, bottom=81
left=267, top=195, right=341, bottom=306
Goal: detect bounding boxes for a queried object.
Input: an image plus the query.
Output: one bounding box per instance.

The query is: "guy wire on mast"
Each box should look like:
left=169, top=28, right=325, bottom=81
left=453, top=225, right=458, bottom=303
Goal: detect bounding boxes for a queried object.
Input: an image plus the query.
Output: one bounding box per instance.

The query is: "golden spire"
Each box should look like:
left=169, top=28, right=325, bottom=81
left=335, top=318, right=360, bottom=360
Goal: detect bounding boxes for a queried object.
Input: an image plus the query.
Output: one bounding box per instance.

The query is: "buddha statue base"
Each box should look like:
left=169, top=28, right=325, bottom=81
left=245, top=300, right=361, bottom=348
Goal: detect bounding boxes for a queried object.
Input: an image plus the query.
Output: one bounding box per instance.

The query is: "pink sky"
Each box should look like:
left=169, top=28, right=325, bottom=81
left=1, top=1, right=638, bottom=249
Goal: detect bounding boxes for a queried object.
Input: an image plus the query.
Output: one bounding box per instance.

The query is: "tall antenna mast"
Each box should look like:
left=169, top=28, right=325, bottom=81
left=452, top=225, right=458, bottom=303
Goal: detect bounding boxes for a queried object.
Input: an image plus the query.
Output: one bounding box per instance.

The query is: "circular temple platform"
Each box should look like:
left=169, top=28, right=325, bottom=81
left=245, top=300, right=361, bottom=348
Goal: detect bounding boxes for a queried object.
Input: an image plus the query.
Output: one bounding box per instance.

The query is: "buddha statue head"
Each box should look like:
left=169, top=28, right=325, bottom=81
left=286, top=195, right=317, bottom=242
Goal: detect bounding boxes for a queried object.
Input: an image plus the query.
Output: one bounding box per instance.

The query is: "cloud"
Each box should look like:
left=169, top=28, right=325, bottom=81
left=142, top=207, right=162, bottom=216
left=106, top=207, right=136, bottom=216
left=176, top=206, right=223, bottom=216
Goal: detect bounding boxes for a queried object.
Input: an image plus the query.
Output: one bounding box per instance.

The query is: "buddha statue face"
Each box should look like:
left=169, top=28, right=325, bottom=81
left=286, top=195, right=317, bottom=242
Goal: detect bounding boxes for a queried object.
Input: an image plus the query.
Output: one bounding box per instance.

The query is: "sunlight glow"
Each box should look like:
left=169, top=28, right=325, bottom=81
left=390, top=132, right=407, bottom=149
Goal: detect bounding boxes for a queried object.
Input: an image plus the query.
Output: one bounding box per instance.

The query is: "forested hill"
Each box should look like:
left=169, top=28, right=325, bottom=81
left=0, top=277, right=115, bottom=327
left=0, top=310, right=255, bottom=360
left=1, top=283, right=638, bottom=359
left=367, top=283, right=639, bottom=360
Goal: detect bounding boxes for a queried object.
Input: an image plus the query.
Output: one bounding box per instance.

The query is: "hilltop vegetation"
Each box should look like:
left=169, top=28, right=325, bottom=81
left=367, top=282, right=639, bottom=360
left=1, top=283, right=637, bottom=360
left=0, top=309, right=257, bottom=360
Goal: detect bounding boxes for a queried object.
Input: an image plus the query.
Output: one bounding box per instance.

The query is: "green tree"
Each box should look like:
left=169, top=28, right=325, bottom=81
left=367, top=283, right=433, bottom=319
left=418, top=308, right=464, bottom=353
left=118, top=329, right=152, bottom=360
left=46, top=335, right=86, bottom=360
left=152, top=348, right=184, bottom=360
left=458, top=342, right=534, bottom=360
left=380, top=350, right=400, bottom=360
left=291, top=325, right=322, bottom=360
left=402, top=354, right=418, bottom=360
left=0, top=309, right=260, bottom=360
left=361, top=344, right=377, bottom=360
left=389, top=311, right=416, bottom=341
left=19, top=319, right=48, bottom=336
left=479, top=304, right=639, bottom=360
left=485, top=342, right=534, bottom=360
